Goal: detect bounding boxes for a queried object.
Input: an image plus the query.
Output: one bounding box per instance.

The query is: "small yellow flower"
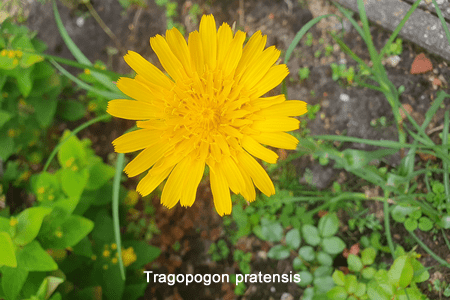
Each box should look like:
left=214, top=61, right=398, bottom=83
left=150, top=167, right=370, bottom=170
left=84, top=68, right=91, bottom=75
left=9, top=217, right=18, bottom=227
left=121, top=247, right=137, bottom=267
left=111, top=243, right=117, bottom=250
left=15, top=50, right=23, bottom=58
left=111, top=257, right=118, bottom=264
left=71, top=165, right=78, bottom=172
left=55, top=230, right=63, bottom=238
left=124, top=190, right=139, bottom=206
left=107, top=14, right=308, bottom=216
left=7, top=50, right=15, bottom=58
left=65, top=157, right=75, bottom=168
left=103, top=249, right=111, bottom=258
left=0, top=49, right=7, bottom=56
left=7, top=129, right=17, bottom=138
left=91, top=255, right=97, bottom=261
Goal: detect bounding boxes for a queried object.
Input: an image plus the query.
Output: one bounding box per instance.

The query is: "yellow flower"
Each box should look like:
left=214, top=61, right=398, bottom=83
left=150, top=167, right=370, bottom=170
left=102, top=249, right=111, bottom=258
left=121, top=247, right=137, bottom=267
left=107, top=15, right=307, bottom=216
left=9, top=217, right=18, bottom=227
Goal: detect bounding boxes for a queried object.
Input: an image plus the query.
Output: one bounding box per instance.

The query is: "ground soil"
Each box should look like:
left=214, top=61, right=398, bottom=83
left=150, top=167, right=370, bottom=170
left=19, top=0, right=450, bottom=299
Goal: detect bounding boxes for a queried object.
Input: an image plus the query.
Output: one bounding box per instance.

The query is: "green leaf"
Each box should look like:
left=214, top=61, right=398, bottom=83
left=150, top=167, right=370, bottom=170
left=57, top=130, right=87, bottom=170
left=332, top=270, right=346, bottom=286
left=321, top=237, right=346, bottom=255
left=293, top=257, right=303, bottom=270
left=19, top=53, right=44, bottom=68
left=14, top=207, right=52, bottom=246
left=326, top=286, right=347, bottom=300
left=404, top=218, right=418, bottom=232
left=261, top=218, right=283, bottom=242
left=355, top=282, right=366, bottom=297
left=123, top=240, right=161, bottom=269
left=0, top=110, right=12, bottom=128
left=1, top=266, right=28, bottom=300
left=35, top=276, right=64, bottom=300
left=71, top=237, right=93, bottom=257
left=285, top=228, right=301, bottom=249
left=313, top=276, right=335, bottom=294
left=345, top=274, right=358, bottom=294
left=267, top=245, right=290, bottom=260
left=85, top=160, right=116, bottom=190
left=0, top=232, right=17, bottom=267
left=56, top=99, right=86, bottom=121
left=16, top=66, right=33, bottom=97
left=102, top=262, right=125, bottom=300
left=314, top=265, right=333, bottom=278
left=122, top=283, right=148, bottom=300
left=361, top=267, right=376, bottom=280
left=298, top=246, right=315, bottom=262
left=348, top=254, right=363, bottom=272
left=39, top=215, right=94, bottom=249
left=411, top=259, right=429, bottom=283
left=60, top=168, right=89, bottom=199
left=0, top=55, right=17, bottom=70
left=418, top=217, right=434, bottom=231
left=16, top=240, right=58, bottom=271
left=0, top=134, right=14, bottom=160
left=361, top=247, right=376, bottom=266
left=318, top=213, right=340, bottom=237
left=302, top=224, right=320, bottom=246
left=391, top=205, right=415, bottom=223
left=367, top=280, right=391, bottom=300
left=297, top=271, right=312, bottom=287
left=316, top=251, right=333, bottom=266
left=388, top=255, right=413, bottom=288
left=27, top=96, right=58, bottom=128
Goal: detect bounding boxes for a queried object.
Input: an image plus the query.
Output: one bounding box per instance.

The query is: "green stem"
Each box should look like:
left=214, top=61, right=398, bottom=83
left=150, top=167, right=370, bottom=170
left=112, top=152, right=126, bottom=280
left=383, top=197, right=396, bottom=258
left=42, top=114, right=110, bottom=172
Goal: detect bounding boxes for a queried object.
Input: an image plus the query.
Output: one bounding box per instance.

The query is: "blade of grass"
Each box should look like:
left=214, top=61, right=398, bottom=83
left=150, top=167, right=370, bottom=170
left=380, top=0, right=422, bottom=57
left=384, top=200, right=396, bottom=258
left=333, top=2, right=368, bottom=45
left=421, top=90, right=449, bottom=130
left=431, top=0, right=450, bottom=47
left=409, top=231, right=450, bottom=268
left=42, top=114, right=110, bottom=172
left=282, top=13, right=340, bottom=96
left=443, top=110, right=449, bottom=203
left=112, top=152, right=126, bottom=280
left=38, top=52, right=122, bottom=79
left=329, top=31, right=371, bottom=71
left=52, top=0, right=120, bottom=94
left=50, top=60, right=123, bottom=100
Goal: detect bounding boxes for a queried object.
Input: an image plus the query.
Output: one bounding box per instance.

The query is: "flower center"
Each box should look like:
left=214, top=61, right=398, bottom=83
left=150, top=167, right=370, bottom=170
left=199, top=107, right=219, bottom=130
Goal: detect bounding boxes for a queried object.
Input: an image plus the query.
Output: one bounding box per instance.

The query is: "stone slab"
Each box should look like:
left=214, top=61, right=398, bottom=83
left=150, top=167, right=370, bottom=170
left=334, top=0, right=450, bottom=62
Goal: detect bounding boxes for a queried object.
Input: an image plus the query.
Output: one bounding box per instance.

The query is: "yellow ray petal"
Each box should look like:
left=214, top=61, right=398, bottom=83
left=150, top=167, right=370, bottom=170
left=241, top=135, right=278, bottom=164
left=256, top=100, right=308, bottom=117
left=123, top=51, right=173, bottom=90
left=209, top=164, right=232, bottom=216
left=136, top=165, right=174, bottom=196
left=199, top=15, right=217, bottom=71
left=161, top=156, right=190, bottom=209
left=239, top=166, right=256, bottom=202
left=112, top=129, right=162, bottom=153
left=216, top=23, right=233, bottom=70
left=188, top=31, right=204, bottom=74
left=180, top=158, right=205, bottom=207
left=252, top=117, right=299, bottom=132
left=253, top=131, right=299, bottom=150
left=116, top=77, right=154, bottom=103
left=106, top=100, right=159, bottom=120
left=123, top=141, right=172, bottom=177
left=239, top=46, right=280, bottom=89
left=150, top=35, right=185, bottom=81
left=222, top=31, right=246, bottom=76
left=237, top=150, right=275, bottom=197
left=166, top=27, right=192, bottom=76
left=220, top=156, right=246, bottom=194
left=250, top=95, right=285, bottom=109
left=251, top=64, right=289, bottom=98
left=236, top=31, right=267, bottom=76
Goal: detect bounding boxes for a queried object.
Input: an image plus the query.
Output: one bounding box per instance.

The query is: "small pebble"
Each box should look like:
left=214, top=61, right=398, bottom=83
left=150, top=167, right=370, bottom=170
left=280, top=292, right=294, bottom=300
left=76, top=17, right=85, bottom=27
left=270, top=286, right=276, bottom=293
left=339, top=93, right=350, bottom=102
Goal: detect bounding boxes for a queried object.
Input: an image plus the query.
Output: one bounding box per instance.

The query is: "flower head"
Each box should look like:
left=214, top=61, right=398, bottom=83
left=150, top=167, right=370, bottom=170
left=107, top=15, right=307, bottom=216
